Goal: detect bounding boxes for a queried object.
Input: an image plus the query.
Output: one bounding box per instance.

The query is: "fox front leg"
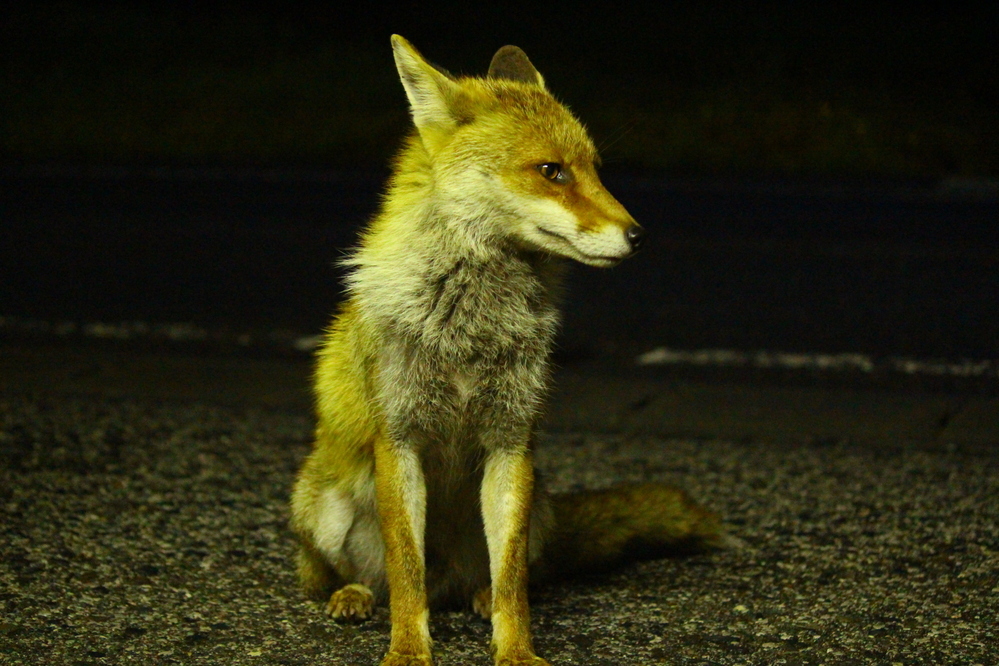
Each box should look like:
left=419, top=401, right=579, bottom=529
left=374, top=435, right=433, bottom=666
left=481, top=447, right=551, bottom=666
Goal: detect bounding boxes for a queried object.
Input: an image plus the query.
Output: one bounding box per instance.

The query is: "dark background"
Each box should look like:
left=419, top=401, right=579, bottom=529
left=1, top=2, right=997, bottom=360
left=3, top=3, right=997, bottom=173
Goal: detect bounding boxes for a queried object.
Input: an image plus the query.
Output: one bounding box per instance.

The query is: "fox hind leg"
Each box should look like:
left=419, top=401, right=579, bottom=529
left=327, top=509, right=386, bottom=622
left=298, top=520, right=379, bottom=622
left=297, top=538, right=375, bottom=621
left=296, top=538, right=341, bottom=602
left=472, top=585, right=492, bottom=620
left=327, top=582, right=376, bottom=621
left=295, top=481, right=387, bottom=622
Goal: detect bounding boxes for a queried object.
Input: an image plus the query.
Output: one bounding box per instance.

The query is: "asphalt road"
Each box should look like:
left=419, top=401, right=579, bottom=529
left=1, top=342, right=997, bottom=665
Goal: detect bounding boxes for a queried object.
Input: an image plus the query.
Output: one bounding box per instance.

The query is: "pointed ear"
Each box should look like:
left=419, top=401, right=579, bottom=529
left=487, top=45, right=546, bottom=88
left=391, top=35, right=461, bottom=131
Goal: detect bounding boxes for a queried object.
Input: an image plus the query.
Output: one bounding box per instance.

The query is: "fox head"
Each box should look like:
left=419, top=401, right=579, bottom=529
left=391, top=35, right=643, bottom=268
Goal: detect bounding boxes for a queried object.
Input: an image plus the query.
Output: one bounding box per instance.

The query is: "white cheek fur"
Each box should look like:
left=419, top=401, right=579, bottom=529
left=429, top=170, right=630, bottom=267
left=515, top=197, right=631, bottom=265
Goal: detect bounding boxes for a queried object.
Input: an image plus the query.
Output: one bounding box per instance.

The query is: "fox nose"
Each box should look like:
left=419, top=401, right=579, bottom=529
left=625, top=224, right=645, bottom=252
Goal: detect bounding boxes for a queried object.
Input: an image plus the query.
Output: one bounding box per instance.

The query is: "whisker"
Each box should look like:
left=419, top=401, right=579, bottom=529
left=597, top=120, right=639, bottom=156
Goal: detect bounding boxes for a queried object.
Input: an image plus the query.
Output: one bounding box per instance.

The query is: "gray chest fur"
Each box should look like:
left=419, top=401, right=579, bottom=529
left=371, top=253, right=562, bottom=450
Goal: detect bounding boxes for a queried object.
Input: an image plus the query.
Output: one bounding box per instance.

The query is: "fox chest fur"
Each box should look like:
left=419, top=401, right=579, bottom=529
left=356, top=245, right=564, bottom=456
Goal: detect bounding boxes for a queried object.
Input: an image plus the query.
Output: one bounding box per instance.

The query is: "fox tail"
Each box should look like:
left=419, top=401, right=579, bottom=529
left=535, top=483, right=726, bottom=581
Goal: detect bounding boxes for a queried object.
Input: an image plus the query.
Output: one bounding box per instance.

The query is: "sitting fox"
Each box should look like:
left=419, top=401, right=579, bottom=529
left=291, top=36, right=722, bottom=666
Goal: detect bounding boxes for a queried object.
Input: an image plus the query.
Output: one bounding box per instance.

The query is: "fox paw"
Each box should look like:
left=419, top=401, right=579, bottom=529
left=472, top=586, right=492, bottom=620
left=380, top=652, right=433, bottom=666
left=326, top=583, right=374, bottom=622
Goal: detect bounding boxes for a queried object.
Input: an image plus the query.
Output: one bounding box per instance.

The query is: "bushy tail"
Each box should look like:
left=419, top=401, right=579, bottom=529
left=535, top=483, right=725, bottom=582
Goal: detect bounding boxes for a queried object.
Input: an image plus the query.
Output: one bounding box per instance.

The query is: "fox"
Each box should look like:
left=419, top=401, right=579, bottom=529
left=290, top=35, right=723, bottom=666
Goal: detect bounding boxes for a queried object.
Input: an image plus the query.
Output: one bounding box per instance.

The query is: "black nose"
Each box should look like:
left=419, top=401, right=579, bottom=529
left=625, top=224, right=645, bottom=252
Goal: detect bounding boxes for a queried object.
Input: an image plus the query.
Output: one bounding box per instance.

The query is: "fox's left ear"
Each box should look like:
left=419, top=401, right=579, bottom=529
left=487, top=45, right=546, bottom=89
left=391, top=35, right=463, bottom=132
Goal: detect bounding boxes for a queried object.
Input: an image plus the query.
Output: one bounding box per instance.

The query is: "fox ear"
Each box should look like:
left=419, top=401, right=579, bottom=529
left=487, top=45, right=546, bottom=88
left=391, top=35, right=461, bottom=131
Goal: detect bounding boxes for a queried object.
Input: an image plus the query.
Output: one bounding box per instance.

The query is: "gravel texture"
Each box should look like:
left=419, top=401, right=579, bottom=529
left=1, top=381, right=997, bottom=665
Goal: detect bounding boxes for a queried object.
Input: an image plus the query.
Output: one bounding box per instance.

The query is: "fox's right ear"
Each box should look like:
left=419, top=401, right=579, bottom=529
left=391, top=35, right=462, bottom=132
left=487, top=45, right=546, bottom=89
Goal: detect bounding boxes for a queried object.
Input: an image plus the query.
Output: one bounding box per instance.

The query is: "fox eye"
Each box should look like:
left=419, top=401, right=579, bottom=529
left=537, top=162, right=567, bottom=183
